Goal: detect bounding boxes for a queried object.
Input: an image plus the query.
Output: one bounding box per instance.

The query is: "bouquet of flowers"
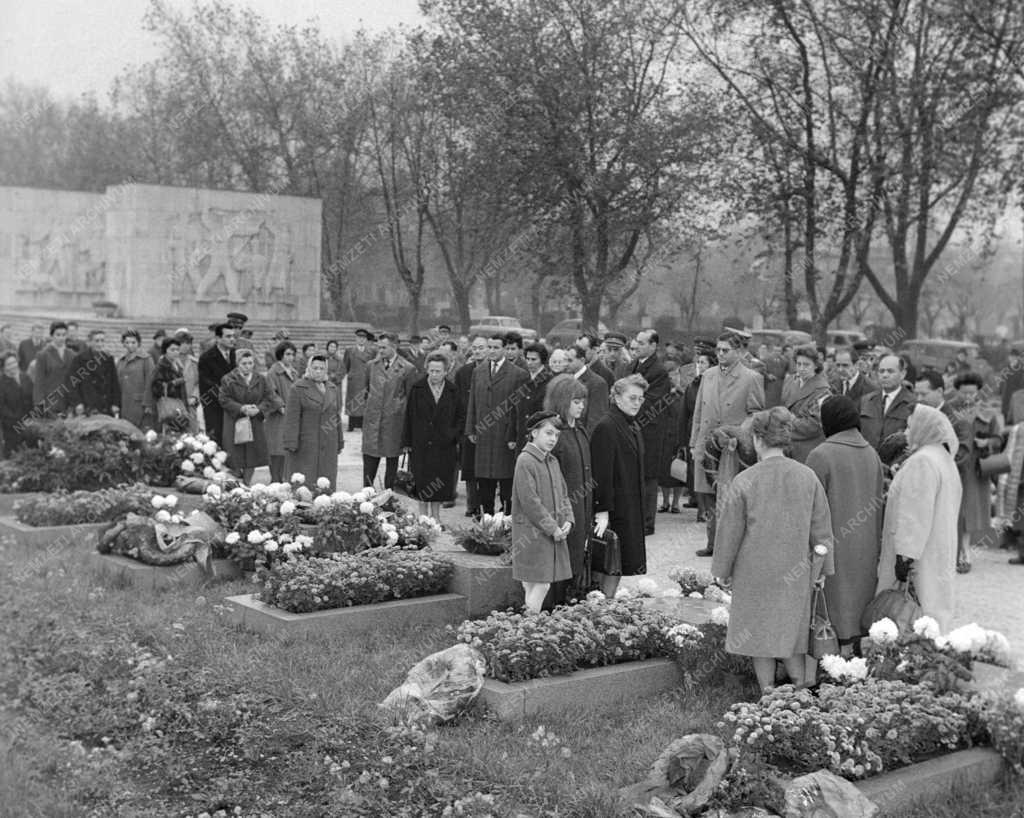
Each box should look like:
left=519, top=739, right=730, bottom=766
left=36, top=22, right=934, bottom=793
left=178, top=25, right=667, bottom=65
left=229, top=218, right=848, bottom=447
left=394, top=512, right=443, bottom=550
left=667, top=566, right=732, bottom=604
left=171, top=432, right=230, bottom=480
left=203, top=482, right=304, bottom=564
left=311, top=487, right=395, bottom=553
left=453, top=512, right=512, bottom=556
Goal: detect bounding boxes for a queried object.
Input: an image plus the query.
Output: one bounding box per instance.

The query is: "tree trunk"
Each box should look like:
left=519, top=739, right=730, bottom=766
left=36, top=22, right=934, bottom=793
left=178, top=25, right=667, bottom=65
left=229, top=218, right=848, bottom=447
left=783, top=218, right=798, bottom=328
left=580, top=290, right=602, bottom=331
left=451, top=280, right=473, bottom=333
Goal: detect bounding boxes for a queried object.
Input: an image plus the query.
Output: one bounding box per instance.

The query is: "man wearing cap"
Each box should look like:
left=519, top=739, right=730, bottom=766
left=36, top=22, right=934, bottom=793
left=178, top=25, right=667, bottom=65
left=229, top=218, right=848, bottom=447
left=342, top=329, right=374, bottom=431
left=632, top=330, right=673, bottom=534
left=689, top=331, right=765, bottom=556
left=601, top=332, right=633, bottom=381
left=1002, top=348, right=1024, bottom=424
left=227, top=313, right=254, bottom=356
left=197, top=323, right=236, bottom=447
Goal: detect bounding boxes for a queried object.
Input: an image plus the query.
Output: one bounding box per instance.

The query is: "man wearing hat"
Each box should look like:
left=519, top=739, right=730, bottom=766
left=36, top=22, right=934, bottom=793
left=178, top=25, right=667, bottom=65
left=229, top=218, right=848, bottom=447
left=342, top=328, right=374, bottom=431
left=227, top=313, right=254, bottom=356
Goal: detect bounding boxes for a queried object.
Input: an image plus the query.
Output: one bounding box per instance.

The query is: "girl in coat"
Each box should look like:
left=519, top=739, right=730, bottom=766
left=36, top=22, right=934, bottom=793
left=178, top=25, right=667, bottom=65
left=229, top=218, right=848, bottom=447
left=545, top=374, right=592, bottom=602
left=283, top=355, right=343, bottom=490
left=877, top=404, right=962, bottom=632
left=511, top=411, right=574, bottom=613
left=264, top=342, right=298, bottom=482
left=219, top=349, right=273, bottom=483
left=713, top=406, right=835, bottom=692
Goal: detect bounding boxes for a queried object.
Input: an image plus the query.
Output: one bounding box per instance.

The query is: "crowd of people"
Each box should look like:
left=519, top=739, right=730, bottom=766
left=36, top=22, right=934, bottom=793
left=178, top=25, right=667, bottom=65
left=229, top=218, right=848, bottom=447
left=1, top=315, right=1021, bottom=673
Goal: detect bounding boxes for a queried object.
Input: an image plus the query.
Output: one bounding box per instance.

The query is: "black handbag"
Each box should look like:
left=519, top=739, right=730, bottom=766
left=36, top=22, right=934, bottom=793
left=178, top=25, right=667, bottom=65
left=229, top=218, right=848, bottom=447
left=588, top=529, right=622, bottom=576
left=393, top=454, right=416, bottom=497
left=809, top=582, right=839, bottom=659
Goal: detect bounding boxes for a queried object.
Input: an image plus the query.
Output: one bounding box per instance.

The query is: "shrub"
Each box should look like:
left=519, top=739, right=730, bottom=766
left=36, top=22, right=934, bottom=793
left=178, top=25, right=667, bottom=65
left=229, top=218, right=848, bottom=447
left=258, top=550, right=455, bottom=613
left=13, top=484, right=154, bottom=527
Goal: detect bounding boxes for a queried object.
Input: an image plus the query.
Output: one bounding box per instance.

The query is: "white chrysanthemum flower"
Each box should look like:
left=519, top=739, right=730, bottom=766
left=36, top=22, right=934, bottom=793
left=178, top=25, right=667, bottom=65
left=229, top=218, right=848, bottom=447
left=279, top=501, right=296, bottom=516
left=190, top=452, right=205, bottom=464
left=163, top=494, right=178, bottom=508
left=151, top=495, right=166, bottom=509
left=313, top=494, right=332, bottom=508
left=294, top=486, right=312, bottom=502
left=386, top=532, right=400, bottom=546
left=173, top=440, right=185, bottom=452
left=144, top=429, right=159, bottom=443
left=586, top=590, right=606, bottom=602
left=947, top=623, right=988, bottom=654
left=263, top=540, right=279, bottom=552
left=711, top=606, right=730, bottom=626
left=290, top=472, right=305, bottom=484
left=635, top=578, right=659, bottom=596
left=868, top=618, right=899, bottom=645
left=225, top=532, right=240, bottom=545
left=204, top=484, right=222, bottom=499
left=169, top=514, right=183, bottom=525
left=203, top=466, right=216, bottom=479
left=246, top=530, right=265, bottom=544
left=202, top=441, right=217, bottom=456
left=316, top=477, right=331, bottom=490
left=358, top=501, right=375, bottom=515
left=912, top=616, right=941, bottom=640
left=154, top=510, right=172, bottom=523
left=180, top=460, right=195, bottom=473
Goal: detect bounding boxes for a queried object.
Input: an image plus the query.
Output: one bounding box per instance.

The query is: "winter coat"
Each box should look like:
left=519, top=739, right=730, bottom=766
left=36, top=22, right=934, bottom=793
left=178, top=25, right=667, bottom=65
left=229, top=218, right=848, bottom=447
left=0, top=371, right=33, bottom=454
left=32, top=345, right=75, bottom=415
left=151, top=356, right=188, bottom=403
left=511, top=442, right=574, bottom=583
left=781, top=372, right=831, bottom=463
left=830, top=372, right=879, bottom=404
left=17, top=338, right=45, bottom=373
left=713, top=456, right=835, bottom=658
left=689, top=361, right=765, bottom=493
left=591, top=404, right=647, bottom=576
left=68, top=348, right=121, bottom=415
left=401, top=377, right=464, bottom=502
left=859, top=386, right=915, bottom=450
left=362, top=354, right=417, bottom=458
left=116, top=351, right=155, bottom=428
left=219, top=369, right=274, bottom=470
left=806, top=429, right=885, bottom=640
left=342, top=344, right=374, bottom=417
left=951, top=401, right=1001, bottom=539
left=283, top=378, right=343, bottom=489
left=762, top=353, right=788, bottom=408
left=264, top=361, right=298, bottom=457
left=455, top=360, right=480, bottom=479
left=465, top=360, right=530, bottom=479
left=551, top=422, right=592, bottom=581
left=632, top=356, right=672, bottom=482
left=509, top=368, right=553, bottom=454
left=197, top=345, right=235, bottom=445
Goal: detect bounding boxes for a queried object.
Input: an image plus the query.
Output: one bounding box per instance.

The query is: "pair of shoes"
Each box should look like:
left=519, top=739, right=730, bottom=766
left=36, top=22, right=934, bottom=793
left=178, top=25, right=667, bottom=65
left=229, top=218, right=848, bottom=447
left=441, top=501, right=455, bottom=508
left=956, top=560, right=971, bottom=574
left=658, top=505, right=670, bottom=513
left=695, top=548, right=714, bottom=557
left=1009, top=556, right=1024, bottom=565
left=669, top=506, right=680, bottom=514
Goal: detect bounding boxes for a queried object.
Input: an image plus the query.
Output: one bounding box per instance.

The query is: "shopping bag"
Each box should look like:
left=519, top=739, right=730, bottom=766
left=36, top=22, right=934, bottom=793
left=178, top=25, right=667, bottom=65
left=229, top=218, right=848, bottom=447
left=234, top=415, right=254, bottom=444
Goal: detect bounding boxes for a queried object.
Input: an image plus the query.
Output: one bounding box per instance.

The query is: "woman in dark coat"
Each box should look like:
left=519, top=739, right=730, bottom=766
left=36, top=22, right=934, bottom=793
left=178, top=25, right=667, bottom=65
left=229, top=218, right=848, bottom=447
left=401, top=352, right=465, bottom=520
left=545, top=374, right=592, bottom=601
left=511, top=411, right=574, bottom=612
left=681, top=350, right=715, bottom=516
left=0, top=352, right=33, bottom=456
left=219, top=349, right=274, bottom=483
left=283, top=355, right=343, bottom=489
left=805, top=396, right=885, bottom=651
left=657, top=360, right=686, bottom=513
left=782, top=345, right=831, bottom=463
left=264, top=342, right=298, bottom=482
left=150, top=337, right=190, bottom=433
left=591, top=374, right=648, bottom=597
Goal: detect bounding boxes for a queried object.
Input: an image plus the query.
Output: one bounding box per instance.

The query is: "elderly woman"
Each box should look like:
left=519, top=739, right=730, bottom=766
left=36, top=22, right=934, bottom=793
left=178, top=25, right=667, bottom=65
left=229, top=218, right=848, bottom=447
left=511, top=410, right=574, bottom=612
left=150, top=336, right=190, bottom=433
left=0, top=352, right=33, bottom=456
left=402, top=351, right=465, bottom=521
left=545, top=373, right=592, bottom=601
left=219, top=349, right=274, bottom=484
left=877, top=404, right=962, bottom=632
left=591, top=374, right=649, bottom=597
left=713, top=407, right=834, bottom=691
left=950, top=371, right=1001, bottom=573
left=283, top=354, right=343, bottom=489
left=782, top=344, right=831, bottom=463
left=264, top=341, right=299, bottom=482
left=117, top=329, right=154, bottom=429
left=548, top=348, right=569, bottom=375
left=806, top=396, right=885, bottom=654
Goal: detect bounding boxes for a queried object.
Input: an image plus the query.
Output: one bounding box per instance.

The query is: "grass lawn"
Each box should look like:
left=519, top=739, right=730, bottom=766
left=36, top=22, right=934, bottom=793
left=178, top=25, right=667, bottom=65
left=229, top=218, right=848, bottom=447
left=1, top=538, right=1021, bottom=817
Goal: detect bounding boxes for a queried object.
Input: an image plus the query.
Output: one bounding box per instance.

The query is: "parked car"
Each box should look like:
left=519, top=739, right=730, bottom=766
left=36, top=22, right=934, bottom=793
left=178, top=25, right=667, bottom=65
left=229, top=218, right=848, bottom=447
left=828, top=330, right=868, bottom=351
left=467, top=316, right=538, bottom=342
left=748, top=329, right=814, bottom=350
left=545, top=318, right=610, bottom=349
left=899, top=338, right=993, bottom=384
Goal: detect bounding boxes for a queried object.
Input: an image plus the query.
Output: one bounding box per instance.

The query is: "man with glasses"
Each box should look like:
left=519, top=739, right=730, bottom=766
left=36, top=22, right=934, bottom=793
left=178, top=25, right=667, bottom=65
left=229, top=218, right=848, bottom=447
left=689, top=331, right=765, bottom=557
left=830, top=348, right=878, bottom=404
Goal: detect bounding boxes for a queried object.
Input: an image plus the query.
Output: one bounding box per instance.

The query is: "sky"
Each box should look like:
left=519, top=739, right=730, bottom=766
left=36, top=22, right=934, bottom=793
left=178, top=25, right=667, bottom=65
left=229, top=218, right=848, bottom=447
left=0, top=0, right=424, bottom=101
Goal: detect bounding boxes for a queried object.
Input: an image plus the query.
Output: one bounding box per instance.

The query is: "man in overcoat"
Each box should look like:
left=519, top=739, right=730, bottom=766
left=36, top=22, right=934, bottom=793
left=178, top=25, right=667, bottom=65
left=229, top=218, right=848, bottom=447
left=197, top=323, right=236, bottom=447
left=631, top=330, right=673, bottom=534
left=578, top=333, right=615, bottom=388
left=859, top=354, right=915, bottom=451
left=455, top=336, right=488, bottom=516
left=564, top=344, right=609, bottom=437
left=68, top=329, right=121, bottom=416
left=361, top=332, right=416, bottom=489
left=830, top=348, right=878, bottom=404
left=689, top=331, right=765, bottom=556
left=342, top=328, right=374, bottom=431
left=32, top=321, right=75, bottom=416
left=466, top=334, right=529, bottom=515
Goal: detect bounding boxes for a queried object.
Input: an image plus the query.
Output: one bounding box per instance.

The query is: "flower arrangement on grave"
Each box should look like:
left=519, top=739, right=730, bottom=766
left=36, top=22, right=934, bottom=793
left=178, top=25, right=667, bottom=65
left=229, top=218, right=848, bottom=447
left=667, top=566, right=732, bottom=604
left=203, top=481, right=305, bottom=564
left=170, top=432, right=231, bottom=482
left=393, top=511, right=443, bottom=550
left=309, top=487, right=421, bottom=554
left=257, top=550, right=454, bottom=613
left=452, top=512, right=512, bottom=557
left=13, top=483, right=154, bottom=527
left=97, top=491, right=221, bottom=566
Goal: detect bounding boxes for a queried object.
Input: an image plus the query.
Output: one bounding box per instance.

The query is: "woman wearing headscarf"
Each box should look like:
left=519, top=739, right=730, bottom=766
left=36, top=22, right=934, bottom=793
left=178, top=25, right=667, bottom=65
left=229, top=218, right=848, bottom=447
left=781, top=344, right=831, bottom=463
left=713, top=407, right=835, bottom=691
left=877, top=404, right=963, bottom=632
left=805, top=396, right=885, bottom=653
left=219, top=349, right=274, bottom=484
left=265, top=341, right=299, bottom=482
left=283, top=354, right=343, bottom=489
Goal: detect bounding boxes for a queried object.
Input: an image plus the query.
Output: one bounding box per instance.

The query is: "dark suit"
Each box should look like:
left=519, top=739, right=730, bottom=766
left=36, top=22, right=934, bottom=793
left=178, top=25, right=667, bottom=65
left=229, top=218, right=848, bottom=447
left=590, top=357, right=615, bottom=389
left=632, top=355, right=672, bottom=531
left=831, top=372, right=879, bottom=405
left=32, top=345, right=74, bottom=415
left=577, top=367, right=609, bottom=437
left=859, top=386, right=915, bottom=450
left=455, top=360, right=482, bottom=512
left=17, top=338, right=45, bottom=373
left=510, top=368, right=553, bottom=455
left=68, top=348, right=121, bottom=414
left=401, top=377, right=465, bottom=502
left=198, top=345, right=236, bottom=447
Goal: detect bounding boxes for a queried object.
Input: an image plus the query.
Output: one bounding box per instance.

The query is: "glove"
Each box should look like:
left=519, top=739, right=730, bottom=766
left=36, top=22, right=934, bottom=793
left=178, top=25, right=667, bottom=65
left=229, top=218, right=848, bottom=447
left=895, top=555, right=914, bottom=583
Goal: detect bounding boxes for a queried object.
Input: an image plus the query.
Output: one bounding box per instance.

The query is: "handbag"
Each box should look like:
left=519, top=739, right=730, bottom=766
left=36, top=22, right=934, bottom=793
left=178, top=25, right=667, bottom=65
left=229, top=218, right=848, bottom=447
left=809, top=582, right=840, bottom=659
left=394, top=454, right=416, bottom=497
left=588, top=529, right=622, bottom=576
left=157, top=396, right=188, bottom=427
left=977, top=452, right=1011, bottom=477
left=234, top=415, right=254, bottom=444
left=860, top=581, right=922, bottom=634
left=669, top=456, right=688, bottom=483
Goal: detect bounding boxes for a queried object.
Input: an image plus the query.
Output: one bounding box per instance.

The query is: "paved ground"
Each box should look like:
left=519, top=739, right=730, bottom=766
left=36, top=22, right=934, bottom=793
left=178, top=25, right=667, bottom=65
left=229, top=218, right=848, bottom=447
left=251, top=428, right=1024, bottom=666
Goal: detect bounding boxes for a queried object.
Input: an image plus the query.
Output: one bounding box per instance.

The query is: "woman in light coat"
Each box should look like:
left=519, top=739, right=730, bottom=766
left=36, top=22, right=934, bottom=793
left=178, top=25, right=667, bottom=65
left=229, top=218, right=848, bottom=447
left=877, top=404, right=962, bottom=633
left=264, top=341, right=298, bottom=483
left=713, top=406, right=834, bottom=691
left=116, top=329, right=154, bottom=429
left=781, top=344, right=831, bottom=463
left=283, top=355, right=343, bottom=490
left=511, top=411, right=574, bottom=613
left=219, top=349, right=274, bottom=483
left=806, top=396, right=885, bottom=652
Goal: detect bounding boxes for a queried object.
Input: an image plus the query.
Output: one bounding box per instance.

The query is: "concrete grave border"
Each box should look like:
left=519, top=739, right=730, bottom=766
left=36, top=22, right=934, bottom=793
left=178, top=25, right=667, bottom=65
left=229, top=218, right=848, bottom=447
left=442, top=550, right=523, bottom=617
left=0, top=515, right=109, bottom=550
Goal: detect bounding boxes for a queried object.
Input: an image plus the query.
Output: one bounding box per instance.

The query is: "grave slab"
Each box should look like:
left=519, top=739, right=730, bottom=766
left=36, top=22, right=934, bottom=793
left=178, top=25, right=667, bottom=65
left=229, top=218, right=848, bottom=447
left=85, top=551, right=205, bottom=590
left=443, top=551, right=524, bottom=617
left=0, top=516, right=109, bottom=550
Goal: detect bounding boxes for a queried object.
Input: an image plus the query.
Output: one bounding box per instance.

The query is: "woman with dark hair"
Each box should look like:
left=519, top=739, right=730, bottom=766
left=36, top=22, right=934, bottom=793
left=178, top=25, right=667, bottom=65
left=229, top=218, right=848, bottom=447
left=806, top=396, right=885, bottom=654
left=117, top=329, right=155, bottom=429
left=544, top=373, right=592, bottom=600
left=0, top=352, right=33, bottom=456
left=265, top=341, right=298, bottom=482
left=511, top=410, right=574, bottom=612
left=782, top=344, right=831, bottom=462
left=951, top=370, right=1001, bottom=573
left=713, top=406, right=834, bottom=691
left=591, top=374, right=649, bottom=597
left=401, top=351, right=464, bottom=521
left=219, top=349, right=273, bottom=483
left=151, top=336, right=190, bottom=433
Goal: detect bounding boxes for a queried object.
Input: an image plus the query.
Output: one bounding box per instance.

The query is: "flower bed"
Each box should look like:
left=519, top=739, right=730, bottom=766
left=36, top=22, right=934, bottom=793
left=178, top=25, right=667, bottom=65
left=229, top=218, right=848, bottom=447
left=13, top=484, right=154, bottom=527
left=257, top=550, right=455, bottom=613
left=453, top=512, right=512, bottom=557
